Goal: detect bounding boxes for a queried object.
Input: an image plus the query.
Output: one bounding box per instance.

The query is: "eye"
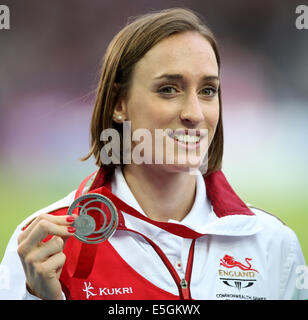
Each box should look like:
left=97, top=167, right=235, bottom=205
left=157, top=86, right=178, bottom=96
left=200, top=86, right=218, bottom=97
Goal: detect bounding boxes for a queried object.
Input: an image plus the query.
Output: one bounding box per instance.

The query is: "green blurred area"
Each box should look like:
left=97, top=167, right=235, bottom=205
left=1, top=169, right=307, bottom=263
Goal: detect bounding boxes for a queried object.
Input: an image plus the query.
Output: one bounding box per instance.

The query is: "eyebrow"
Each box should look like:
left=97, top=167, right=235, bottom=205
left=153, top=73, right=220, bottom=82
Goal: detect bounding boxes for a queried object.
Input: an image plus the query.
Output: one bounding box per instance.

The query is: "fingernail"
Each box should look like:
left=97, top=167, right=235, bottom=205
left=66, top=216, right=75, bottom=223
left=67, top=226, right=76, bottom=233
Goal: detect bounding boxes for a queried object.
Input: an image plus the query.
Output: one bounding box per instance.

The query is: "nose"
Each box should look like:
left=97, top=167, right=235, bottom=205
left=179, top=92, right=205, bottom=126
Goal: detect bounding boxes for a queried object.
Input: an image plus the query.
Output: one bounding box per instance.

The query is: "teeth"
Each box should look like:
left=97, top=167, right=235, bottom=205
left=174, top=134, right=200, bottom=143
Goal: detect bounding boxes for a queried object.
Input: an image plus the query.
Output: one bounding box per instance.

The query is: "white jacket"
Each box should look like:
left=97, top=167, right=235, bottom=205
left=1, top=168, right=307, bottom=300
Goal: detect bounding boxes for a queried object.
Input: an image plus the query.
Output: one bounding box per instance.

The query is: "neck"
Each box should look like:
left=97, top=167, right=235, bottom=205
left=123, top=164, right=197, bottom=222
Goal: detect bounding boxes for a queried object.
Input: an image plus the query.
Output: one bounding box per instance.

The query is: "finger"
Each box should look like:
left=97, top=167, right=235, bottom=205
left=21, top=219, right=76, bottom=252
left=26, top=236, right=65, bottom=264
left=39, top=251, right=66, bottom=279
left=18, top=213, right=77, bottom=244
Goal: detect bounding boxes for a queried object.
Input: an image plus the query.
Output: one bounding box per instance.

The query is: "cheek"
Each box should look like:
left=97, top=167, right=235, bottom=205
left=205, top=103, right=220, bottom=131
left=212, top=108, right=220, bottom=129
left=127, top=97, right=171, bottom=130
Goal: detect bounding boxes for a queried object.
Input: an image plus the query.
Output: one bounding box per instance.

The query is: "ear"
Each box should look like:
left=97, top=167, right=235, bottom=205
left=112, top=85, right=128, bottom=124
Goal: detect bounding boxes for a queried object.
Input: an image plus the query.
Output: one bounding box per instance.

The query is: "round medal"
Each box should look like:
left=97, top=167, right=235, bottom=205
left=67, top=193, right=118, bottom=244
left=73, top=215, right=96, bottom=236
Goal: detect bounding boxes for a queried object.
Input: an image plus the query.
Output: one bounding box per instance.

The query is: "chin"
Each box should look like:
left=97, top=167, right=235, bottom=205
left=158, top=162, right=203, bottom=175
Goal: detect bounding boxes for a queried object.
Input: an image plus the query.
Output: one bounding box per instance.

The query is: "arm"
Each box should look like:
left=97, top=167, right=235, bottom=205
left=279, top=227, right=308, bottom=300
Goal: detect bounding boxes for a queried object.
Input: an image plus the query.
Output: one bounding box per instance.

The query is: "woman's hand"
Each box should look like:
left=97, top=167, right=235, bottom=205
left=17, top=213, right=77, bottom=300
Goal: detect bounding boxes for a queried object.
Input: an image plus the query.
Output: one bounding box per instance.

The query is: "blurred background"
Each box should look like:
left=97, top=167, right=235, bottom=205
left=0, top=0, right=307, bottom=262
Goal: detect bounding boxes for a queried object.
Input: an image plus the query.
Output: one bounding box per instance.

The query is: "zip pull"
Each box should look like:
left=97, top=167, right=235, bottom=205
left=180, top=279, right=188, bottom=288
left=180, top=279, right=190, bottom=300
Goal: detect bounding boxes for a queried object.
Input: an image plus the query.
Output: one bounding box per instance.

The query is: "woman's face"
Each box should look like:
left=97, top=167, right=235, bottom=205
left=116, top=31, right=220, bottom=173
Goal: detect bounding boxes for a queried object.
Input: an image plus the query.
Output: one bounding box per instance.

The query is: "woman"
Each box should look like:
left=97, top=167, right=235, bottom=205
left=1, top=8, right=307, bottom=300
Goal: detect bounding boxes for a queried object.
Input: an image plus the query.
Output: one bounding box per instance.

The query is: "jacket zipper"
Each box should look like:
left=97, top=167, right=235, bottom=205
left=122, top=227, right=196, bottom=300
left=180, top=279, right=190, bottom=300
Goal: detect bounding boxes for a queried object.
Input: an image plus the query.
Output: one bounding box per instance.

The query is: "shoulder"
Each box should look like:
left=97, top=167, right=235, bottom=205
left=247, top=203, right=300, bottom=251
left=247, top=204, right=307, bottom=299
left=247, top=204, right=287, bottom=227
left=18, top=189, right=77, bottom=230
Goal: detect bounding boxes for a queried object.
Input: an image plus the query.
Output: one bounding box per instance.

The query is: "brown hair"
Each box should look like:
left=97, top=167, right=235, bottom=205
left=82, top=7, right=224, bottom=176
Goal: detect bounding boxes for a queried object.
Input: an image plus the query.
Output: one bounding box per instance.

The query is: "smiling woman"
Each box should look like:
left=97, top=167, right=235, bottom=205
left=114, top=31, right=219, bottom=176
left=0, top=7, right=307, bottom=301
left=82, top=8, right=223, bottom=176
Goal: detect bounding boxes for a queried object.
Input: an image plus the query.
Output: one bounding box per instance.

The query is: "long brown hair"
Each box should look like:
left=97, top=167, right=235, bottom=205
left=81, top=7, right=224, bottom=176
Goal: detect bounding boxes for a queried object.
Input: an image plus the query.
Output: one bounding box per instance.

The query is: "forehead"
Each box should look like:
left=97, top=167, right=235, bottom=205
left=133, top=31, right=219, bottom=81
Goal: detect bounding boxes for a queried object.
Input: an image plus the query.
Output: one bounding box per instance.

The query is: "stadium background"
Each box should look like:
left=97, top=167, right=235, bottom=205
left=0, top=0, right=307, bottom=263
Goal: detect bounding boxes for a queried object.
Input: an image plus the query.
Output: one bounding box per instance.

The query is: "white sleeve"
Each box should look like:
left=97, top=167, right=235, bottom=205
left=0, top=223, right=40, bottom=300
left=279, top=228, right=308, bottom=300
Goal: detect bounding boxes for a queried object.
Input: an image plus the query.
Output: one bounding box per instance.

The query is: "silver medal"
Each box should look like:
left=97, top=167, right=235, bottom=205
left=73, top=215, right=96, bottom=236
left=67, top=193, right=118, bottom=244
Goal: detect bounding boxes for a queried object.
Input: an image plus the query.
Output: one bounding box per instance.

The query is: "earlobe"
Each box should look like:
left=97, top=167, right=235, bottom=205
left=113, top=92, right=127, bottom=123
left=112, top=82, right=129, bottom=123
left=112, top=101, right=126, bottom=123
left=113, top=114, right=124, bottom=123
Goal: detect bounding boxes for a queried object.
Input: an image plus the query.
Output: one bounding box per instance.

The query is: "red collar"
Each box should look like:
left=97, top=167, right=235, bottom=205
left=88, top=167, right=254, bottom=219
left=203, top=170, right=254, bottom=217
